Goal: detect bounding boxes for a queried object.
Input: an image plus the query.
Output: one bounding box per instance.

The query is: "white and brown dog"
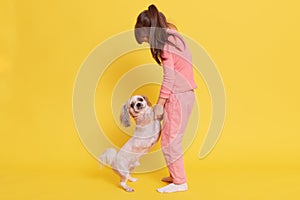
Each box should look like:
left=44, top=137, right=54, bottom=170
left=98, top=95, right=163, bottom=192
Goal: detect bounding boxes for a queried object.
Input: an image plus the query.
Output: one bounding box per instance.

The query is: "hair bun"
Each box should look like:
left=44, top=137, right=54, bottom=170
left=148, top=4, right=158, bottom=12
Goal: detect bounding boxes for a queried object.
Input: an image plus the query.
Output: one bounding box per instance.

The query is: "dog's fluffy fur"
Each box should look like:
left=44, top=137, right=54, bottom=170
left=98, top=95, right=161, bottom=192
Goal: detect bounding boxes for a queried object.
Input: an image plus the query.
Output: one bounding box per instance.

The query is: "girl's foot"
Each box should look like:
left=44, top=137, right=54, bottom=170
left=161, top=176, right=173, bottom=183
left=157, top=183, right=188, bottom=193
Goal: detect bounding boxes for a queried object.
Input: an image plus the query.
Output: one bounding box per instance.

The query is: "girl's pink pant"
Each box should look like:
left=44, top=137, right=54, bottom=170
left=161, top=90, right=195, bottom=184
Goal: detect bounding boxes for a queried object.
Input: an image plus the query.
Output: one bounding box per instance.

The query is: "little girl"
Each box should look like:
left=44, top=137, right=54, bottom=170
left=134, top=4, right=197, bottom=193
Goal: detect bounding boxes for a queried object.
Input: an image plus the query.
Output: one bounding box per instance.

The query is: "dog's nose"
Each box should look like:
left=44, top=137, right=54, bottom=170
left=136, top=103, right=142, bottom=109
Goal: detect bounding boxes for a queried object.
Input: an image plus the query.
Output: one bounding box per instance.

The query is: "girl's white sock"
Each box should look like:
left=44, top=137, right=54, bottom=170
left=157, top=183, right=188, bottom=193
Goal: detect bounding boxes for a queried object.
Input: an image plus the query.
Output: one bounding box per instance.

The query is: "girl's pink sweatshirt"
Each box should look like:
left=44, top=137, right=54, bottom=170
left=159, top=29, right=197, bottom=99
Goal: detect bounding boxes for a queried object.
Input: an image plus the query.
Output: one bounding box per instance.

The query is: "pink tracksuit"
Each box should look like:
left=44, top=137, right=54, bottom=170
left=160, top=29, right=197, bottom=184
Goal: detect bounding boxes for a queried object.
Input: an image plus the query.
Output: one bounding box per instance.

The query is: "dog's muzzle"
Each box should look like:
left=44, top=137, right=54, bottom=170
left=136, top=103, right=143, bottom=110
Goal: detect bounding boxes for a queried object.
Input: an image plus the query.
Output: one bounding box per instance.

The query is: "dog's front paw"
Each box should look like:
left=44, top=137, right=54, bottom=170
left=153, top=104, right=164, bottom=120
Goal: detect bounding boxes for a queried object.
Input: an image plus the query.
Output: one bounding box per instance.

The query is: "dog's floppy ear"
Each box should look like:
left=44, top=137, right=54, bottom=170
left=120, top=103, right=130, bottom=127
left=142, top=95, right=152, bottom=107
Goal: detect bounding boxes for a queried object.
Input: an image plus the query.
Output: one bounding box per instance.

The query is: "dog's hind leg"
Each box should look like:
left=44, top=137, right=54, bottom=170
left=127, top=163, right=138, bottom=182
left=128, top=175, right=138, bottom=182
left=120, top=175, right=134, bottom=192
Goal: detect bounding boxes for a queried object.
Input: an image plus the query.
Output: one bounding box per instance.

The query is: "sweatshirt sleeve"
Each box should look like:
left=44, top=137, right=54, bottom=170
left=159, top=50, right=175, bottom=99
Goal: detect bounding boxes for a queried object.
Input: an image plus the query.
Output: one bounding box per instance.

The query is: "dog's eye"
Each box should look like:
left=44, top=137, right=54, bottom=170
left=130, top=103, right=134, bottom=108
left=137, top=97, right=143, bottom=102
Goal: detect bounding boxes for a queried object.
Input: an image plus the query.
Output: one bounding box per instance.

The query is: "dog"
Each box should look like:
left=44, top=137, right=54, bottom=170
left=98, top=95, right=162, bottom=192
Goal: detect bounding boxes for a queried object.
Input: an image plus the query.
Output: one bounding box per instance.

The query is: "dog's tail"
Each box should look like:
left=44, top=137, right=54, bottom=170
left=98, top=148, right=117, bottom=167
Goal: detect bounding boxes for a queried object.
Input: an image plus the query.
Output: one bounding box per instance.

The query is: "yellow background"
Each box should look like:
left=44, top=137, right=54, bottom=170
left=1, top=0, right=300, bottom=199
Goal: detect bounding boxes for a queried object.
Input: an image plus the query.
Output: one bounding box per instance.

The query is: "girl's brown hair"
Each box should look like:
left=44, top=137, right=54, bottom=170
left=134, top=4, right=183, bottom=65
